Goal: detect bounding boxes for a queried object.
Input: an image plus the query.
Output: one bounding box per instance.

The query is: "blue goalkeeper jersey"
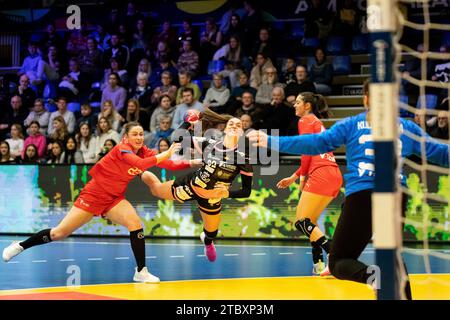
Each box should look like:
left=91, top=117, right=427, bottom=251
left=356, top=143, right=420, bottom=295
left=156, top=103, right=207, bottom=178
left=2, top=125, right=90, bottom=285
left=268, top=112, right=449, bottom=196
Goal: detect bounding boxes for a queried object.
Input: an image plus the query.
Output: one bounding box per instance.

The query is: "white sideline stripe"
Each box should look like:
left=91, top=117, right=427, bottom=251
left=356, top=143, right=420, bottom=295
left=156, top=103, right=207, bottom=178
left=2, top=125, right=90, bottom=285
left=197, top=254, right=205, bottom=257
left=32, top=260, right=47, bottom=263
left=170, top=255, right=185, bottom=258
left=114, top=257, right=129, bottom=260
left=146, top=256, right=157, bottom=259
left=87, top=258, right=102, bottom=261
left=224, top=253, right=239, bottom=256
left=279, top=252, right=293, bottom=255
left=59, top=259, right=75, bottom=262
left=251, top=253, right=266, bottom=256
left=6, top=261, right=19, bottom=264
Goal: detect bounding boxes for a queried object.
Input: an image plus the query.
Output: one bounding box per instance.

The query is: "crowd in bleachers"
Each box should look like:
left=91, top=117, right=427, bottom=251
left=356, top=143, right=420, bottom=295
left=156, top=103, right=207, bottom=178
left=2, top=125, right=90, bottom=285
left=0, top=0, right=449, bottom=164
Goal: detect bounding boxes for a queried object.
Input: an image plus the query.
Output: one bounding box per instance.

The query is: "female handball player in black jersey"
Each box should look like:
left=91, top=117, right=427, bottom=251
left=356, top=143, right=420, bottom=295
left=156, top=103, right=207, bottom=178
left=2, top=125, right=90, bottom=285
left=141, top=109, right=253, bottom=262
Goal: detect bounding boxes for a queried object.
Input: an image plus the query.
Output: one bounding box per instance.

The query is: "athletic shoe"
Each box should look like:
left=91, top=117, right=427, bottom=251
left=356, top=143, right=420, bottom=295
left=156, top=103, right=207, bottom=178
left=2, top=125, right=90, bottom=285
left=133, top=267, right=160, bottom=283
left=312, top=260, right=325, bottom=275
left=320, top=266, right=332, bottom=277
left=200, top=232, right=217, bottom=262
left=2, top=241, right=24, bottom=262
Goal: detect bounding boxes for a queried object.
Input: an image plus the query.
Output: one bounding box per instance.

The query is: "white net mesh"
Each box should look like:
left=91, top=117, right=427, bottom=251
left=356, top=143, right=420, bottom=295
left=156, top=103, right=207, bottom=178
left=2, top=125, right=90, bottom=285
left=395, top=0, right=450, bottom=297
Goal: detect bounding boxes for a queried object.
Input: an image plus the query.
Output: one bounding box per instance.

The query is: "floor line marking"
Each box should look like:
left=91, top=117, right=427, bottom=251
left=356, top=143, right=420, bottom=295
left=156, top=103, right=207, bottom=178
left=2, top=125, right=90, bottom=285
left=31, top=260, right=47, bottom=263
left=170, top=255, right=185, bottom=258
left=251, top=253, right=267, bottom=256
left=87, top=258, right=102, bottom=261
left=114, top=257, right=130, bottom=260
left=59, top=259, right=75, bottom=262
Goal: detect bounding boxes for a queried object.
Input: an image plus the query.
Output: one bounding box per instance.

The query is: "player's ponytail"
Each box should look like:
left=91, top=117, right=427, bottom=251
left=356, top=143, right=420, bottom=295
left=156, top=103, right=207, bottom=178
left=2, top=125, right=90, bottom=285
left=200, top=108, right=233, bottom=133
left=300, top=92, right=331, bottom=119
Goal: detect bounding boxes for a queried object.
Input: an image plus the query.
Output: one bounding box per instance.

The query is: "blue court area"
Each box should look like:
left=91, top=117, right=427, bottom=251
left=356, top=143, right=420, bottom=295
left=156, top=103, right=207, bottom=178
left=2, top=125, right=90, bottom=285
left=0, top=236, right=449, bottom=291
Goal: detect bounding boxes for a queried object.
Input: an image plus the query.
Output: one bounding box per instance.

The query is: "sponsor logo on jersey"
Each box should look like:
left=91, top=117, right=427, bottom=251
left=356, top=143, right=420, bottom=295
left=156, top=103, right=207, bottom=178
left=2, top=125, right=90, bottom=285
left=194, top=176, right=207, bottom=188
left=128, top=167, right=143, bottom=176
left=79, top=199, right=90, bottom=207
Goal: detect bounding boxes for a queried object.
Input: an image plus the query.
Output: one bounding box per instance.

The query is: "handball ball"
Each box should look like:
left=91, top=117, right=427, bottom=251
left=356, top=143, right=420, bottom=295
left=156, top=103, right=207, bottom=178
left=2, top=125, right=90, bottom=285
left=184, top=109, right=200, bottom=124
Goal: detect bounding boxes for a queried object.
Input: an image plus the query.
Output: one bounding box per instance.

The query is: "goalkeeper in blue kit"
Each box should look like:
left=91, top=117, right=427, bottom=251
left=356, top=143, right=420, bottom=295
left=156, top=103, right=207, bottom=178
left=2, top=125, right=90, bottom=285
left=248, top=80, right=449, bottom=299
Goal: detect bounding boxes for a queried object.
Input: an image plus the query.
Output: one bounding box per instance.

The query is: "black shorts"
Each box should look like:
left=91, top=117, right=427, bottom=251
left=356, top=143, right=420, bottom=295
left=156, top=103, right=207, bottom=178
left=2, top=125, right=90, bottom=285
left=171, top=175, right=222, bottom=215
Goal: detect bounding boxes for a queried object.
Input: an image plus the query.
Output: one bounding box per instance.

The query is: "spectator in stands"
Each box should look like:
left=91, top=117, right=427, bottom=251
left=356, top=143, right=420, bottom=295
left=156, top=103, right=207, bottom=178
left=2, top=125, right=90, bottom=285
left=309, top=47, right=333, bottom=95
left=280, top=56, right=297, bottom=85
left=0, top=95, right=28, bottom=140
left=46, top=140, right=64, bottom=164
left=101, top=72, right=127, bottom=112
left=147, top=116, right=174, bottom=149
left=177, top=40, right=200, bottom=78
left=128, top=72, right=153, bottom=111
left=431, top=45, right=449, bottom=84
left=39, top=45, right=61, bottom=84
left=241, top=1, right=263, bottom=53
left=41, top=22, right=65, bottom=53
left=151, top=71, right=177, bottom=106
left=250, top=52, right=274, bottom=89
left=62, top=136, right=83, bottom=164
left=230, top=70, right=257, bottom=101
left=76, top=122, right=96, bottom=164
left=255, top=67, right=283, bottom=105
left=429, top=111, right=449, bottom=140
left=48, top=115, right=69, bottom=151
left=24, top=99, right=50, bottom=135
left=214, top=35, right=248, bottom=89
left=95, top=117, right=120, bottom=155
left=6, top=124, right=24, bottom=160
left=91, top=24, right=111, bottom=51
left=76, top=103, right=97, bottom=133
left=203, top=73, right=230, bottom=114
left=124, top=1, right=145, bottom=32
left=13, top=74, right=36, bottom=110
left=157, top=137, right=170, bottom=153
left=151, top=40, right=175, bottom=69
left=58, top=58, right=90, bottom=101
left=22, top=144, right=40, bottom=163
left=150, top=56, right=178, bottom=88
left=175, top=71, right=201, bottom=104
left=172, top=87, right=205, bottom=129
left=18, top=42, right=42, bottom=84
left=251, top=27, right=276, bottom=64
left=150, top=94, right=176, bottom=133
left=240, top=114, right=254, bottom=132
left=178, top=19, right=199, bottom=52
left=78, top=37, right=103, bottom=83
left=233, top=91, right=264, bottom=128
left=151, top=20, right=178, bottom=53
left=103, top=57, right=129, bottom=89
left=95, top=139, right=118, bottom=162
left=0, top=141, right=15, bottom=163
left=222, top=13, right=244, bottom=44
left=284, top=65, right=316, bottom=105
left=23, top=121, right=46, bottom=159
left=199, top=17, right=223, bottom=74
left=260, top=86, right=297, bottom=136
left=48, top=97, right=76, bottom=135
left=19, top=42, right=59, bottom=86
left=98, top=99, right=124, bottom=132
left=121, top=99, right=150, bottom=131
left=131, top=19, right=149, bottom=56
left=129, top=58, right=152, bottom=89
left=66, top=23, right=90, bottom=57
left=103, top=33, right=129, bottom=69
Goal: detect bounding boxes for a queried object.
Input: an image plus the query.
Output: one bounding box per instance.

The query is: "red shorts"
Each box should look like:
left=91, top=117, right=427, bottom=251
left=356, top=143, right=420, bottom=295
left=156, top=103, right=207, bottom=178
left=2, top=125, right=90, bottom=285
left=73, top=180, right=125, bottom=216
left=302, top=166, right=342, bottom=198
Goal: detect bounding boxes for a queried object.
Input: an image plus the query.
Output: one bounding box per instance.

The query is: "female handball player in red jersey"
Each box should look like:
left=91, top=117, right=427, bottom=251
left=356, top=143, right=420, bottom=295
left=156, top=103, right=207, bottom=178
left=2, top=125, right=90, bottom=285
left=140, top=109, right=253, bottom=262
left=2, top=122, right=200, bottom=283
left=276, top=92, right=342, bottom=276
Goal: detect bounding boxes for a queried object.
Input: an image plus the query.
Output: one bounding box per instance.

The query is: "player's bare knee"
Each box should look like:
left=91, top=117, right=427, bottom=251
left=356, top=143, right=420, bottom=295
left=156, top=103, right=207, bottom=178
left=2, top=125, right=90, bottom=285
left=50, top=228, right=70, bottom=241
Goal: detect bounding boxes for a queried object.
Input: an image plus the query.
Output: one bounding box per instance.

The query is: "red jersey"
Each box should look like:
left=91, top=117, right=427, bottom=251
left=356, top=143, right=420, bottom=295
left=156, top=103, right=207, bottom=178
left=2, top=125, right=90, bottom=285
left=295, top=113, right=338, bottom=177
left=88, top=143, right=191, bottom=197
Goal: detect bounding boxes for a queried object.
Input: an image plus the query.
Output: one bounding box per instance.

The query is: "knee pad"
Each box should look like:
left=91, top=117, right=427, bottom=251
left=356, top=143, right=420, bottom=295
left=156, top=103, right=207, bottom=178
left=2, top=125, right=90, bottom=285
left=295, top=218, right=316, bottom=238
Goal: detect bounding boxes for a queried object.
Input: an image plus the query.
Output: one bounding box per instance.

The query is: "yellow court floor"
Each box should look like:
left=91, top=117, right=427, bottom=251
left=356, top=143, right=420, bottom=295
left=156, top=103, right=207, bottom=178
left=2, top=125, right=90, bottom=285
left=1, top=274, right=449, bottom=300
